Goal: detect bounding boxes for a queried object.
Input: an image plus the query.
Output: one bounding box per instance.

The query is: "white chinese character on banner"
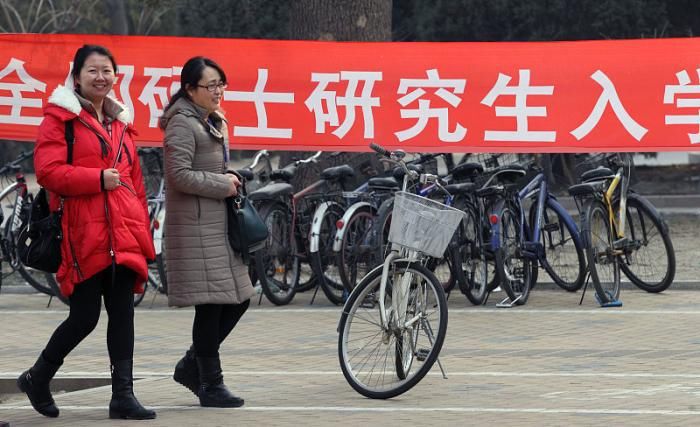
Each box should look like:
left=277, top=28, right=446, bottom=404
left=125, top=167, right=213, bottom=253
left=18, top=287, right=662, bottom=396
left=224, top=68, right=294, bottom=138
left=664, top=69, right=700, bottom=144
left=481, top=69, right=556, bottom=142
left=571, top=70, right=647, bottom=141
left=138, top=66, right=183, bottom=127
left=0, top=58, right=46, bottom=125
left=304, top=71, right=382, bottom=138
left=64, top=62, right=136, bottom=120
left=395, top=69, right=466, bottom=142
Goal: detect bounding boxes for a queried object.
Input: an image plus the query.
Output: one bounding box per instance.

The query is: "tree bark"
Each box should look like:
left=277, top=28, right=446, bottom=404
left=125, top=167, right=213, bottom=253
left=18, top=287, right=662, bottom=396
left=290, top=0, right=391, bottom=41
left=104, top=0, right=130, bottom=35
left=282, top=0, right=392, bottom=188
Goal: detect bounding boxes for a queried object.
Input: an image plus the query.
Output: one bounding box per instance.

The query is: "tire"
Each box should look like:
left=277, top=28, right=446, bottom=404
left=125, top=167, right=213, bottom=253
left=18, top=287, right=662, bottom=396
left=155, top=253, right=168, bottom=295
left=583, top=199, right=620, bottom=304
left=255, top=202, right=299, bottom=306
left=2, top=193, right=54, bottom=295
left=529, top=198, right=586, bottom=292
left=46, top=273, right=69, bottom=306
left=618, top=194, right=675, bottom=293
left=496, top=202, right=533, bottom=305
left=336, top=208, right=379, bottom=292
left=338, top=261, right=448, bottom=399
left=310, top=203, right=346, bottom=305
left=374, top=196, right=394, bottom=263
left=454, top=205, right=489, bottom=305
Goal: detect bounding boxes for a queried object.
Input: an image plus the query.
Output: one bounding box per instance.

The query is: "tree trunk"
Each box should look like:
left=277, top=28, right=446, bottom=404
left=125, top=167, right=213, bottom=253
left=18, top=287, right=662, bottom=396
left=290, top=0, right=391, bottom=41
left=281, top=0, right=392, bottom=188
left=104, top=0, right=130, bottom=35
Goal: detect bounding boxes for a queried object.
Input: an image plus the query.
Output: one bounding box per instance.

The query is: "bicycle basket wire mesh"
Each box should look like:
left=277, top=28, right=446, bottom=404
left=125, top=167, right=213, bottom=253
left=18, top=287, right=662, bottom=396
left=388, top=191, right=466, bottom=258
left=138, top=149, right=163, bottom=198
left=573, top=152, right=635, bottom=183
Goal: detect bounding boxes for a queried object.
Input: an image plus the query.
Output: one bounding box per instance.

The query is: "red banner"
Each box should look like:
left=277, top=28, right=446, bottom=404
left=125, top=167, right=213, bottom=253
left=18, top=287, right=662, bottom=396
left=1, top=33, right=700, bottom=153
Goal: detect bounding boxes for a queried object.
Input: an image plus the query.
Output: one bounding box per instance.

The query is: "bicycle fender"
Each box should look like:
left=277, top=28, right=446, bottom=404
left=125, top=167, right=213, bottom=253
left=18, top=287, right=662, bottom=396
left=309, top=201, right=342, bottom=253
left=332, top=201, right=373, bottom=252
left=153, top=207, right=166, bottom=255
left=546, top=197, right=584, bottom=247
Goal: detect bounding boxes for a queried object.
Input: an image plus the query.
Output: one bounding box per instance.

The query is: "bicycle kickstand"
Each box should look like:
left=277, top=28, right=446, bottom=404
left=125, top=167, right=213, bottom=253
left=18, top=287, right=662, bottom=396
left=496, top=294, right=521, bottom=308
left=578, top=271, right=591, bottom=306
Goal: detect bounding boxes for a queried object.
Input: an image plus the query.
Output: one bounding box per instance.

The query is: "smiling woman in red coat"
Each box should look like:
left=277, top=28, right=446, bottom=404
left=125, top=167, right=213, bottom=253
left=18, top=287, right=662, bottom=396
left=16, top=45, right=156, bottom=421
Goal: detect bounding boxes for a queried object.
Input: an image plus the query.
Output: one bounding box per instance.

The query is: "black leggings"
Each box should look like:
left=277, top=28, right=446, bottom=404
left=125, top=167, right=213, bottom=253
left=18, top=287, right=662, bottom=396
left=193, top=300, right=250, bottom=358
left=43, top=266, right=136, bottom=364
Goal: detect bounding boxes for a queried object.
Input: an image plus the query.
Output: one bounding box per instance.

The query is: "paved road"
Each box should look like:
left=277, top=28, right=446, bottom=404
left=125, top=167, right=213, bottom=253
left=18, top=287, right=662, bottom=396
left=1, top=284, right=700, bottom=426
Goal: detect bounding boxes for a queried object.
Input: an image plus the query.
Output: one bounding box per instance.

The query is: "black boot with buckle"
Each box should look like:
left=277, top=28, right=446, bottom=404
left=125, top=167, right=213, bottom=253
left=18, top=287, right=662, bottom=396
left=108, top=360, right=156, bottom=420
left=17, top=352, right=61, bottom=417
left=196, top=356, right=244, bottom=408
left=173, top=345, right=199, bottom=395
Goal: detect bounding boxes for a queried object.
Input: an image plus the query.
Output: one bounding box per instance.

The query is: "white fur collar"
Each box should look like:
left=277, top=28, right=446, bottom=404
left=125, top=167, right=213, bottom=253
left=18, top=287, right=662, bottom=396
left=48, top=85, right=132, bottom=124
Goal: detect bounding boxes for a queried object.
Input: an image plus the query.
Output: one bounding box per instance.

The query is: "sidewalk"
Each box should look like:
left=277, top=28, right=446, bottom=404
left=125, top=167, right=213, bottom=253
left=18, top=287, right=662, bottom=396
left=2, top=285, right=700, bottom=426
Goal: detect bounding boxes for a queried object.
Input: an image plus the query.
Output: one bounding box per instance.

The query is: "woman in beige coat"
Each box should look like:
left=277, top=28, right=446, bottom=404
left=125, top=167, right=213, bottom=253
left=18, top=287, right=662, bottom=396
left=160, top=56, right=255, bottom=408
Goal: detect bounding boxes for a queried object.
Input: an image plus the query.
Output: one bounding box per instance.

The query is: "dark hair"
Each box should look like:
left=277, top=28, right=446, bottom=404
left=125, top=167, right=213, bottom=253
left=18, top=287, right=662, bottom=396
left=163, top=56, right=227, bottom=114
left=71, top=44, right=118, bottom=84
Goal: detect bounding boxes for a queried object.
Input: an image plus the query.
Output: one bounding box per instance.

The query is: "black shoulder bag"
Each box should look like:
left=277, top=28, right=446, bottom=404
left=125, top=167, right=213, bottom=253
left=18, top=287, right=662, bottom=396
left=225, top=181, right=268, bottom=265
left=17, top=120, right=74, bottom=273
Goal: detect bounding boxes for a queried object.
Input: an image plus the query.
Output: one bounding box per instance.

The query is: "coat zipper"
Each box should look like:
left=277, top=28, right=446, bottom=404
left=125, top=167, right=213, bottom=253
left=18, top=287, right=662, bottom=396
left=65, top=215, right=84, bottom=281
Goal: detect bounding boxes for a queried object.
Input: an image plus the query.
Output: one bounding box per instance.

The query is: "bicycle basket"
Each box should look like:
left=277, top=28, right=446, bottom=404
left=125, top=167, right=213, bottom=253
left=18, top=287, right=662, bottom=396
left=388, top=191, right=466, bottom=258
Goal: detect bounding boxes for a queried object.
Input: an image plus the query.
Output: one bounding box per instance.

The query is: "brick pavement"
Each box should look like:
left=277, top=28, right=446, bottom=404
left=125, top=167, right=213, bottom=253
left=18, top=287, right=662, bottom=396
left=1, top=284, right=700, bottom=426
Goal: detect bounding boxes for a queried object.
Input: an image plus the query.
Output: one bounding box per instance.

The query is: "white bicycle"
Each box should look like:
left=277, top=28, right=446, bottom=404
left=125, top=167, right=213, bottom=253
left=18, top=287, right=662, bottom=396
left=338, top=143, right=465, bottom=399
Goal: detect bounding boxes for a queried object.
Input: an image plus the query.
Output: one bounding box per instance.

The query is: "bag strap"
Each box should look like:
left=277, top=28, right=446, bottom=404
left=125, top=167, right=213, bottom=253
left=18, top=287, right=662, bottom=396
left=65, top=119, right=74, bottom=165
left=57, top=119, right=75, bottom=211
left=235, top=197, right=250, bottom=264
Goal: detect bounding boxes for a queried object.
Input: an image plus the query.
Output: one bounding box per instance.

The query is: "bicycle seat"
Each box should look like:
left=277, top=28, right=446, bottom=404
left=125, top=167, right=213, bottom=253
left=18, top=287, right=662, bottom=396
left=320, top=164, right=355, bottom=181
left=451, top=162, right=484, bottom=181
left=567, top=181, right=607, bottom=197
left=236, top=169, right=255, bottom=181
left=367, top=176, right=399, bottom=190
left=489, top=164, right=527, bottom=183
left=393, top=164, right=423, bottom=180
left=444, top=182, right=476, bottom=195
left=580, top=166, right=614, bottom=182
left=248, top=182, right=294, bottom=201
left=270, top=164, right=296, bottom=182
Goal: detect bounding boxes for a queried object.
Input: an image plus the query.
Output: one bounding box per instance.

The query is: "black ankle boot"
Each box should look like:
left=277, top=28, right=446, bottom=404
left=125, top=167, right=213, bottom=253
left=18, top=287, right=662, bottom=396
left=16, top=352, right=61, bottom=418
left=196, top=356, right=244, bottom=408
left=173, top=345, right=199, bottom=395
left=108, top=360, right=156, bottom=420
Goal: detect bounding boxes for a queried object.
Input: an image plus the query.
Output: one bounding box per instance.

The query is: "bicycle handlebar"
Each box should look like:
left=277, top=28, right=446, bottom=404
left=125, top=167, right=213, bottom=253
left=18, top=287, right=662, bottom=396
left=296, top=151, right=322, bottom=165
left=247, top=149, right=270, bottom=170
left=0, top=150, right=33, bottom=175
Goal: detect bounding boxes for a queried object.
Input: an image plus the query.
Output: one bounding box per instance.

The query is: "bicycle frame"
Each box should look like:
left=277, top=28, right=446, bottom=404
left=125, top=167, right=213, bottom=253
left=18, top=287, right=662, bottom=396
left=603, top=167, right=629, bottom=242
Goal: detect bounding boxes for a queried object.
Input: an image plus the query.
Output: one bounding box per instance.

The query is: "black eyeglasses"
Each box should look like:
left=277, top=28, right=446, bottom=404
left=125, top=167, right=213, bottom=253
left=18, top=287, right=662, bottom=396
left=197, top=82, right=227, bottom=92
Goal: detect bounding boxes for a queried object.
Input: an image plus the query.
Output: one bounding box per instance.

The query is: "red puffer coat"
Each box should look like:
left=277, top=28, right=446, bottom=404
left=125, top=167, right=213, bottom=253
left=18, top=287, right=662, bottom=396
left=34, top=85, right=155, bottom=297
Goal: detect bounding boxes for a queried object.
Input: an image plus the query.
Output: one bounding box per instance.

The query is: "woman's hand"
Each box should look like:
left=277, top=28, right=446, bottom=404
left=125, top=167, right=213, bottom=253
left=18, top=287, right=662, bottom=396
left=227, top=173, right=241, bottom=197
left=103, top=168, right=120, bottom=191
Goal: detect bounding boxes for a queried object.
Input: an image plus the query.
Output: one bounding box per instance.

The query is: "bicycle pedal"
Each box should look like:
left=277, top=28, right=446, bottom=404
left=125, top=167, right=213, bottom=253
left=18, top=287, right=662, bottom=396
left=416, top=348, right=430, bottom=361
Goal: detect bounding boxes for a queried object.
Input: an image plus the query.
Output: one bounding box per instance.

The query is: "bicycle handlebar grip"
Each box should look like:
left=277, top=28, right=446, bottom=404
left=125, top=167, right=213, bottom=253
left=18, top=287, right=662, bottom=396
left=369, top=142, right=389, bottom=156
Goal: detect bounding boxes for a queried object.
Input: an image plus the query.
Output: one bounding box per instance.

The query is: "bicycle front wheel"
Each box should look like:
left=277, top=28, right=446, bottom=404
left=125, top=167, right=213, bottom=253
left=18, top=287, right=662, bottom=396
left=336, top=208, right=378, bottom=292
left=338, top=260, right=448, bottom=399
left=584, top=199, right=620, bottom=304
left=618, top=194, right=675, bottom=293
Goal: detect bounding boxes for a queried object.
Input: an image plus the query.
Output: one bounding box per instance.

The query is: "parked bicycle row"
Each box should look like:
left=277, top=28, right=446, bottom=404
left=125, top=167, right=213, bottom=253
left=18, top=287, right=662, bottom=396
left=0, top=147, right=676, bottom=311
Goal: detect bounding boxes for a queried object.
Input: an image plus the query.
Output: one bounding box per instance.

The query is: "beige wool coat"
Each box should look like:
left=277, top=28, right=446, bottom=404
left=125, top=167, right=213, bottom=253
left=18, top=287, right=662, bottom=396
left=161, top=97, right=255, bottom=307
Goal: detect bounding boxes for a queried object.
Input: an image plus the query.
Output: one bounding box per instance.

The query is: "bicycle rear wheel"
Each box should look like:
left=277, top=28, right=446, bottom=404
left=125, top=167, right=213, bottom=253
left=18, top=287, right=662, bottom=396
left=336, top=209, right=378, bottom=292
left=338, top=260, right=448, bottom=399
left=310, top=203, right=346, bottom=305
left=2, top=200, right=54, bottom=295
left=255, top=202, right=299, bottom=305
left=584, top=199, right=620, bottom=304
left=454, top=205, right=489, bottom=305
left=496, top=202, right=533, bottom=305
left=618, top=194, right=675, bottom=293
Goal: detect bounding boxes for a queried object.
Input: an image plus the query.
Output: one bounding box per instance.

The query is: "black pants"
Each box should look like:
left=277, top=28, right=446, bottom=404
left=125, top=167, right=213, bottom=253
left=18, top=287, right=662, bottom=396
left=43, top=266, right=136, bottom=364
left=193, top=300, right=250, bottom=358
